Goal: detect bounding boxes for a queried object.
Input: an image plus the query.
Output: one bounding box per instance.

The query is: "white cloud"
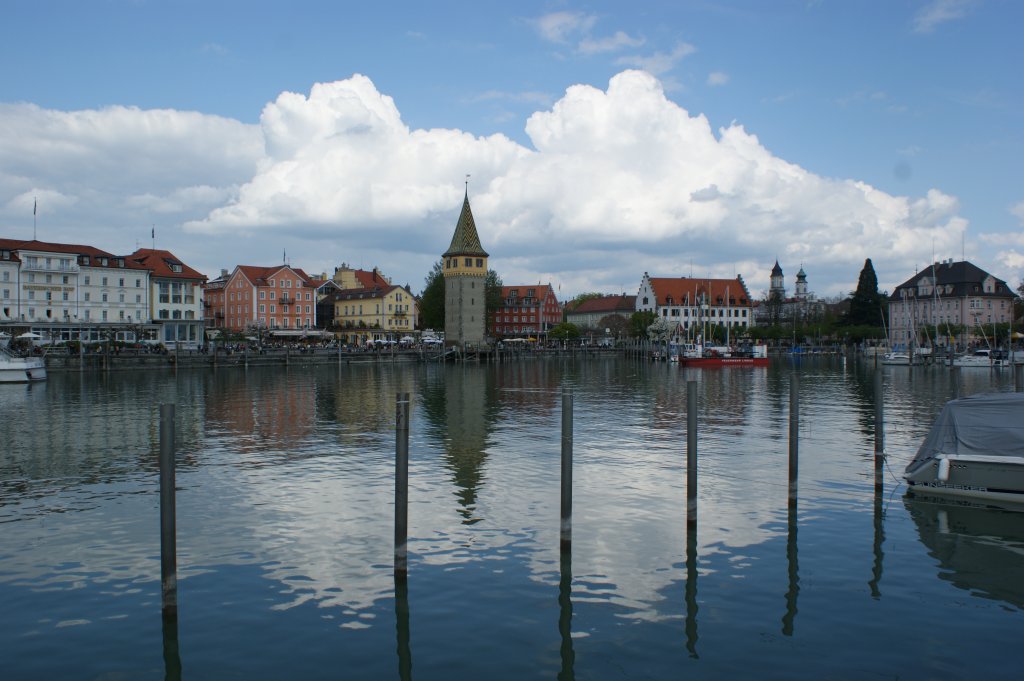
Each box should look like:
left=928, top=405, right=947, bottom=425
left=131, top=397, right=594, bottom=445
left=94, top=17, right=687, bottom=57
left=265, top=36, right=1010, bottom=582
left=578, top=31, right=645, bottom=55
left=707, top=71, right=729, bottom=86
left=913, top=0, right=976, bottom=33
left=616, top=42, right=697, bottom=76
left=534, top=11, right=596, bottom=43
left=0, top=71, right=980, bottom=299
left=1011, top=201, right=1024, bottom=225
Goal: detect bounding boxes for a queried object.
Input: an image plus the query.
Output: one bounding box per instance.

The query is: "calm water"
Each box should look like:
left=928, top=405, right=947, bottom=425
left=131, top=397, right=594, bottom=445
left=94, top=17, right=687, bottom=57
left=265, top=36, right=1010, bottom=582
left=1, top=357, right=1022, bottom=680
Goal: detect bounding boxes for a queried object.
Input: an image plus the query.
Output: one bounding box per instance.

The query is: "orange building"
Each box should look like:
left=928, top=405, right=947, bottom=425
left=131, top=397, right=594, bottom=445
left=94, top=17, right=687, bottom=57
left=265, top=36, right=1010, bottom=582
left=207, top=264, right=317, bottom=334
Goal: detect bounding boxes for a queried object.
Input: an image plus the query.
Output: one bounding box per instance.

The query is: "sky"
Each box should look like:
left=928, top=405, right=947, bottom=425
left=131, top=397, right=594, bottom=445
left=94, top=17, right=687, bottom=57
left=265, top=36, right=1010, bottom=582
left=1, top=0, right=1022, bottom=302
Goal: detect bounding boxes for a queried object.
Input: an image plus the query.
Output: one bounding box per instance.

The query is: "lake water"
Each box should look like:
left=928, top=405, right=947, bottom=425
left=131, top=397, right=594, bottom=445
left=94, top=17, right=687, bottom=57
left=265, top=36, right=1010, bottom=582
left=1, top=357, right=1022, bottom=680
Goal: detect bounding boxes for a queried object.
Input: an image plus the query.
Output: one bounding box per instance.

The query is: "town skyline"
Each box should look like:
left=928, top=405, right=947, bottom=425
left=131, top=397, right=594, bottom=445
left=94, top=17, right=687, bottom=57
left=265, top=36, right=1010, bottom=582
left=2, top=1, right=1021, bottom=301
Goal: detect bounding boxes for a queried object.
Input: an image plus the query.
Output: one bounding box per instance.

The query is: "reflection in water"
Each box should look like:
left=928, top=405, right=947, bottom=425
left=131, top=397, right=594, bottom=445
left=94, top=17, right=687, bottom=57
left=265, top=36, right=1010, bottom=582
left=162, top=613, right=182, bottom=681
left=558, top=549, right=575, bottom=681
left=685, top=522, right=699, bottom=658
left=782, top=501, right=799, bottom=636
left=395, top=575, right=412, bottom=681
left=869, top=485, right=885, bottom=599
left=905, top=496, right=1024, bottom=610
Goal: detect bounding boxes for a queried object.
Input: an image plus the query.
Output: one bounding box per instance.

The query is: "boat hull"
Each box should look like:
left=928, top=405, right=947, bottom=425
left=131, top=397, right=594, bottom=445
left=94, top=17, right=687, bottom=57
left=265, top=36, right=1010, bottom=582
left=905, top=455, right=1024, bottom=505
left=0, top=358, right=47, bottom=383
left=678, top=357, right=769, bottom=368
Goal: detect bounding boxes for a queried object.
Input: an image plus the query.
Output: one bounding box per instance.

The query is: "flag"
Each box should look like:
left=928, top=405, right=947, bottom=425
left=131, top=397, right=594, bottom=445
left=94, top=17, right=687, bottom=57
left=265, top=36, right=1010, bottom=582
left=151, top=226, right=155, bottom=240
left=33, top=198, right=37, bottom=216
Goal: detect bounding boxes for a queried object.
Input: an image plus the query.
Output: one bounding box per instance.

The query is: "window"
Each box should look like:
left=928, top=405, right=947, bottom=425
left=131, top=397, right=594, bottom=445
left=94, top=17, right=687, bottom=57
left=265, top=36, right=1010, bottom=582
left=84, top=292, right=91, bottom=302
left=101, top=293, right=108, bottom=303
left=84, top=275, right=90, bottom=285
left=260, top=291, right=265, bottom=300
left=465, top=258, right=472, bottom=267
left=269, top=291, right=275, bottom=300
left=136, top=278, right=141, bottom=287
left=119, top=278, right=125, bottom=287
left=136, top=294, right=141, bottom=303
left=119, top=293, right=125, bottom=303
left=102, top=277, right=108, bottom=286
left=270, top=305, right=276, bottom=313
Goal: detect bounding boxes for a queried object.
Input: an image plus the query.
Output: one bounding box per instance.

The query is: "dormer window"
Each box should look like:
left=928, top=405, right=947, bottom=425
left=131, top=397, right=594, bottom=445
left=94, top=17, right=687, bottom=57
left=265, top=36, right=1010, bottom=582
left=171, top=264, right=182, bottom=273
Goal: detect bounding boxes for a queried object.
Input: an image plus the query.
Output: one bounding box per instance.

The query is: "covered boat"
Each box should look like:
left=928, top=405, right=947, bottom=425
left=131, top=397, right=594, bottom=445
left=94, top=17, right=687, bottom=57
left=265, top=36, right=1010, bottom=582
left=904, top=392, right=1024, bottom=504
left=0, top=344, right=47, bottom=383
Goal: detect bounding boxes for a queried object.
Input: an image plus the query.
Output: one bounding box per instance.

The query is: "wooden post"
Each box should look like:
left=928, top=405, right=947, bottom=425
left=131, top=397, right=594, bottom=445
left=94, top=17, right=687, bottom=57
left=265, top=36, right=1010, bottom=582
left=873, top=369, right=884, bottom=492
left=789, top=375, right=799, bottom=504
left=1016, top=363, right=1023, bottom=393
left=687, top=380, right=697, bottom=525
left=395, top=392, right=410, bottom=577
left=560, top=387, right=573, bottom=551
left=159, top=404, right=178, bottom=616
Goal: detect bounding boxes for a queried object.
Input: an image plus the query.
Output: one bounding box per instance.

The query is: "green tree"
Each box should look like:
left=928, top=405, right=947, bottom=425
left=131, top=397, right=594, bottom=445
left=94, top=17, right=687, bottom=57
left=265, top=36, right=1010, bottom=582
left=629, top=310, right=656, bottom=338
left=419, top=260, right=445, bottom=330
left=844, top=258, right=886, bottom=328
left=549, top=322, right=580, bottom=340
left=485, top=269, right=504, bottom=323
left=598, top=314, right=630, bottom=339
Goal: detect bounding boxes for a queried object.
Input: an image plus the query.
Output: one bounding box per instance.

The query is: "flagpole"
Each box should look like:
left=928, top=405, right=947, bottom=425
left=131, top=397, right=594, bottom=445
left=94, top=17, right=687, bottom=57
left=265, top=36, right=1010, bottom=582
left=33, top=197, right=37, bottom=240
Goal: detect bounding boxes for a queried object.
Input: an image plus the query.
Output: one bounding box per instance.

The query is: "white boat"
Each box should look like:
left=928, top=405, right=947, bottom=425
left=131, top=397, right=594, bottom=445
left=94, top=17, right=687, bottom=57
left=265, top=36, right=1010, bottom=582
left=905, top=392, right=1024, bottom=505
left=953, top=348, right=1006, bottom=368
left=881, top=352, right=912, bottom=366
left=0, top=344, right=47, bottom=383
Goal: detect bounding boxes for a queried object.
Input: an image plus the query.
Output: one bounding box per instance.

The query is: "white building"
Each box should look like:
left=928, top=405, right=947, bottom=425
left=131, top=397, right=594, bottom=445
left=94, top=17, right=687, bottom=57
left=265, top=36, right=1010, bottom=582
left=1, top=238, right=204, bottom=347
left=636, top=272, right=754, bottom=342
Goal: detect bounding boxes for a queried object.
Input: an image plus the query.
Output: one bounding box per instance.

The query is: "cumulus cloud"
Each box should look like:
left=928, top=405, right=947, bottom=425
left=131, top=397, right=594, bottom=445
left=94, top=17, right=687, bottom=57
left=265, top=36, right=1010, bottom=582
left=0, top=71, right=980, bottom=298
left=913, top=0, right=977, bottom=33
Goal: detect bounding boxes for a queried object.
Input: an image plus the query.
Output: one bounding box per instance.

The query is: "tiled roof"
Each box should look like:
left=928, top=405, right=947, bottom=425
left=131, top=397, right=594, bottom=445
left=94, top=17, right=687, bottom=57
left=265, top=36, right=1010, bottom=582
left=443, top=193, right=488, bottom=257
left=0, top=238, right=115, bottom=258
left=770, top=261, right=783, bottom=276
left=128, top=248, right=205, bottom=280
left=890, top=260, right=1014, bottom=299
left=354, top=268, right=390, bottom=288
left=233, top=265, right=315, bottom=288
left=501, top=284, right=555, bottom=300
left=327, top=285, right=402, bottom=302
left=571, top=295, right=636, bottom=314
left=648, top=277, right=752, bottom=306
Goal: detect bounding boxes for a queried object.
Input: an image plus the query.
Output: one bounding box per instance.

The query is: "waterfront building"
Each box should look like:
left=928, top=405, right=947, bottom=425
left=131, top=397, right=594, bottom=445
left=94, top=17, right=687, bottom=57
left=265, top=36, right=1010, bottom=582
left=217, top=264, right=317, bottom=337
left=443, top=192, right=488, bottom=348
left=202, top=269, right=229, bottom=333
left=491, top=285, right=560, bottom=339
left=331, top=263, right=392, bottom=291
left=888, top=259, right=1016, bottom=350
left=127, top=248, right=205, bottom=349
left=0, top=238, right=154, bottom=343
left=565, top=294, right=637, bottom=330
left=636, top=272, right=753, bottom=342
left=327, top=284, right=417, bottom=345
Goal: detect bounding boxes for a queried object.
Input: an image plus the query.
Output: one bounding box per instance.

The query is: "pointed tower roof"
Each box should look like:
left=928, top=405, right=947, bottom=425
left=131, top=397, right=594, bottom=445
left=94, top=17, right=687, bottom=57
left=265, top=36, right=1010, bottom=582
left=796, top=265, right=806, bottom=280
left=444, top=192, right=489, bottom=258
left=770, top=260, right=783, bottom=276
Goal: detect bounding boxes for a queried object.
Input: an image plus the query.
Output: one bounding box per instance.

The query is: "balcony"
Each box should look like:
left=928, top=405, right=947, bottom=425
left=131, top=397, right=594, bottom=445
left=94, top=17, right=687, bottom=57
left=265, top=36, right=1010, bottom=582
left=279, top=296, right=295, bottom=306
left=23, top=262, right=80, bottom=274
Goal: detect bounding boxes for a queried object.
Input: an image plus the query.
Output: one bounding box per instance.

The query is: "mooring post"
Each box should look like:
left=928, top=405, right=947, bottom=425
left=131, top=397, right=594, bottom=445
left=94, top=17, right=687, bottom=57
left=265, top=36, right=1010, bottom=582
left=560, top=386, right=573, bottom=551
left=1016, top=363, right=1023, bottom=393
left=395, top=392, right=410, bottom=578
left=159, top=403, right=178, bottom=616
left=873, top=369, right=884, bottom=491
left=687, top=380, right=698, bottom=525
left=789, top=375, right=799, bottom=504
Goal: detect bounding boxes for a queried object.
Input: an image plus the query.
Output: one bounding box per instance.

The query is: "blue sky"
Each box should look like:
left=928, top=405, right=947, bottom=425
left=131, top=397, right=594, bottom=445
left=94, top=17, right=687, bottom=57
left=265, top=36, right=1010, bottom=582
left=1, top=0, right=1021, bottom=300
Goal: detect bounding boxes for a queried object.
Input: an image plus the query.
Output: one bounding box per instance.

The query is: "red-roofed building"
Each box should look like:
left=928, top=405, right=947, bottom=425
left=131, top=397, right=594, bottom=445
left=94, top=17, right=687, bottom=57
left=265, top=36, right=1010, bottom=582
left=491, top=284, right=561, bottom=339
left=211, top=264, right=317, bottom=335
left=565, top=294, right=637, bottom=329
left=1, top=237, right=206, bottom=346
left=637, top=272, right=754, bottom=341
left=127, top=248, right=206, bottom=348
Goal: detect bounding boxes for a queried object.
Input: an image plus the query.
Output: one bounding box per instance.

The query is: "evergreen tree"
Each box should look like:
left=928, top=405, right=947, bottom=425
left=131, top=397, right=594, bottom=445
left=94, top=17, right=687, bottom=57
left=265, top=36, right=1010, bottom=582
left=485, top=269, right=503, bottom=324
left=844, top=258, right=885, bottom=327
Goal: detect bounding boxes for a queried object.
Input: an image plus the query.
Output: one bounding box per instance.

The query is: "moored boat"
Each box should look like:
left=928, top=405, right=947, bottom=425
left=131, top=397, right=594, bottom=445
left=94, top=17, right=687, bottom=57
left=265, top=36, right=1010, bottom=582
left=904, top=392, right=1024, bottom=505
left=677, top=343, right=769, bottom=367
left=0, top=344, right=47, bottom=383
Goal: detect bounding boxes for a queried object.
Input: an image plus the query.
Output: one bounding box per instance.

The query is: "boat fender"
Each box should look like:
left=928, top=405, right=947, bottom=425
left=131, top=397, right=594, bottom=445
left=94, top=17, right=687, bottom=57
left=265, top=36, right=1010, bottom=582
left=936, top=457, right=950, bottom=482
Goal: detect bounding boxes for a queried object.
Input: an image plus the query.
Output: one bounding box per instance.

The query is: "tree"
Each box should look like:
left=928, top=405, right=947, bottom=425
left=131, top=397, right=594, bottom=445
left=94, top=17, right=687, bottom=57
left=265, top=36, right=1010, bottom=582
left=598, top=314, right=630, bottom=339
left=647, top=316, right=674, bottom=343
left=549, top=322, right=580, bottom=340
left=418, top=260, right=445, bottom=330
left=844, top=258, right=886, bottom=328
left=485, top=269, right=503, bottom=323
left=629, top=310, right=656, bottom=338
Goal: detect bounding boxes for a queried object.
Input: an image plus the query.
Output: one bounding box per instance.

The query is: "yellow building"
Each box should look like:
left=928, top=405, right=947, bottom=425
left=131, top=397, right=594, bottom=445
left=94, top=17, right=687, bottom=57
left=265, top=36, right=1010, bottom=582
left=331, top=284, right=417, bottom=345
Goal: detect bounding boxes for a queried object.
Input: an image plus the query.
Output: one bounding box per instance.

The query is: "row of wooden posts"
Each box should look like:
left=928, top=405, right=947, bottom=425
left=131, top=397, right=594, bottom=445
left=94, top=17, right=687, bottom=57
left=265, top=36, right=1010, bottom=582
left=156, top=369, right=895, bottom=613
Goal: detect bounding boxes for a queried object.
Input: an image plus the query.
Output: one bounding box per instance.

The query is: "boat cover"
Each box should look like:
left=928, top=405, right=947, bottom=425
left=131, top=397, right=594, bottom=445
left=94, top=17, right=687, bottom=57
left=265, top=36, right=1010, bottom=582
left=906, top=392, right=1024, bottom=470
